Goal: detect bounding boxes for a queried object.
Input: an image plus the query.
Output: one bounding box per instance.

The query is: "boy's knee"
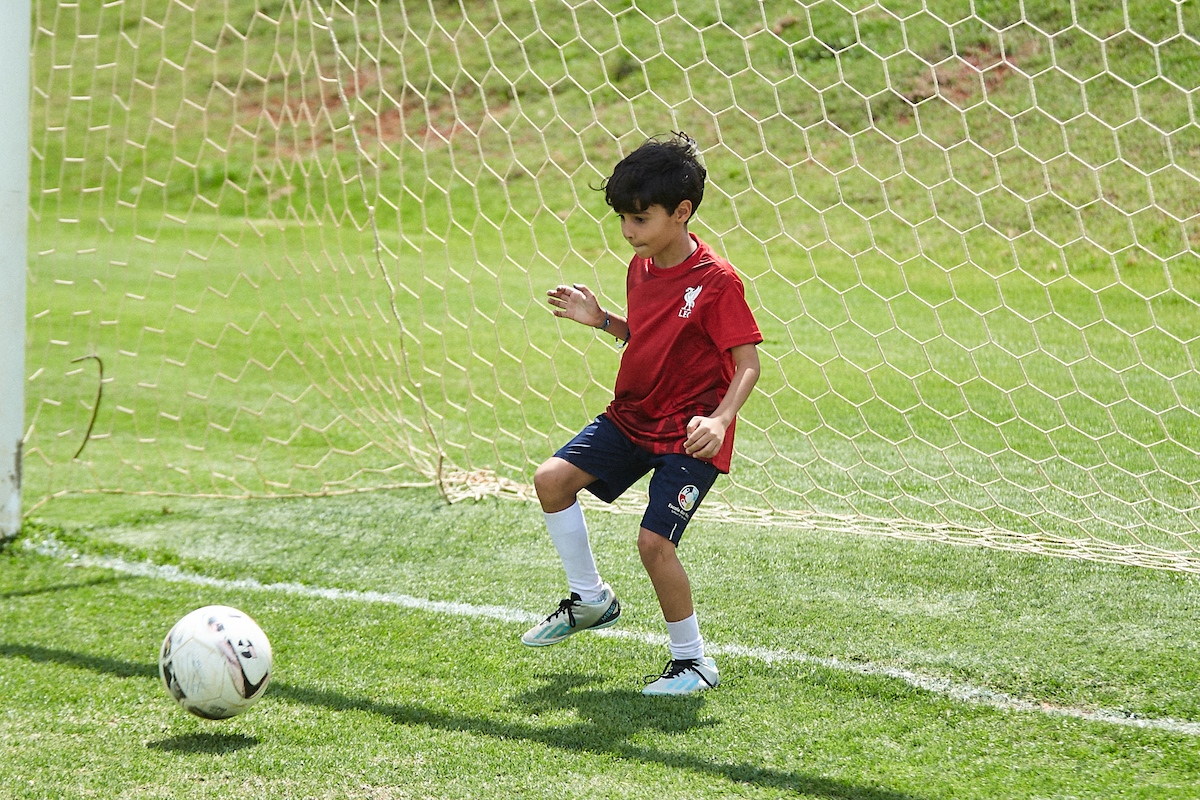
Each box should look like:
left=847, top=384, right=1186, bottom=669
left=637, top=528, right=675, bottom=563
left=533, top=459, right=561, bottom=493
left=534, top=458, right=576, bottom=510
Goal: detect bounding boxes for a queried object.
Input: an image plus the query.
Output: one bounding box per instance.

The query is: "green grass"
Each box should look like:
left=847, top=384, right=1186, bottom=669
left=4, top=490, right=1200, bottom=798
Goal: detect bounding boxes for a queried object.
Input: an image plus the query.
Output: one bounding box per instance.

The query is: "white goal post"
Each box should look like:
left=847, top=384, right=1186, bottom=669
left=21, top=0, right=1200, bottom=571
left=1, top=0, right=30, bottom=541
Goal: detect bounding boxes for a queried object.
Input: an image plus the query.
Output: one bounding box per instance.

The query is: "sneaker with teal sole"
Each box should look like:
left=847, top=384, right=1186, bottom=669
left=521, top=584, right=621, bottom=647
left=642, top=657, right=719, bottom=695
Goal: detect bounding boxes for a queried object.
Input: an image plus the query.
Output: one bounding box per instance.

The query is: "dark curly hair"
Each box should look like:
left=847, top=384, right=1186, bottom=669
left=602, top=132, right=706, bottom=219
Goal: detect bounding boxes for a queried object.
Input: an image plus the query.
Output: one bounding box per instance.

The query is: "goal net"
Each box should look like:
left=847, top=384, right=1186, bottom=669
left=25, top=0, right=1200, bottom=571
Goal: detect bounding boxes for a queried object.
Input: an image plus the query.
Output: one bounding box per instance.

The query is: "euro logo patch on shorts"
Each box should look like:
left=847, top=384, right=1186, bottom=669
left=669, top=484, right=700, bottom=521
left=677, top=485, right=699, bottom=512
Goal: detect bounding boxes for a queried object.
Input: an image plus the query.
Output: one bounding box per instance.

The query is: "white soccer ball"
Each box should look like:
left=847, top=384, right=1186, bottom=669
left=159, top=605, right=273, bottom=720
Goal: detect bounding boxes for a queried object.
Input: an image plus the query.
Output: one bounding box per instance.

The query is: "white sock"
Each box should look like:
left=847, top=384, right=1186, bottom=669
left=544, top=501, right=605, bottom=602
left=666, top=614, right=705, bottom=661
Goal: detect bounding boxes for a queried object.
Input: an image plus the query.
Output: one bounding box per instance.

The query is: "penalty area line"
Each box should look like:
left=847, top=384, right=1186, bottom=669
left=77, top=554, right=1200, bottom=738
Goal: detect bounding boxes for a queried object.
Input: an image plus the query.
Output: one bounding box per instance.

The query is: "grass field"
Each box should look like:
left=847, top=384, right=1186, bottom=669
left=4, top=490, right=1200, bottom=799
left=11, top=0, right=1200, bottom=796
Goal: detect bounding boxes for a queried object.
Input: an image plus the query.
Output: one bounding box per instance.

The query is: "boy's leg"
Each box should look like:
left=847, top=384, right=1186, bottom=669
left=638, top=529, right=704, bottom=659
left=643, top=527, right=715, bottom=690
left=522, top=455, right=622, bottom=647
left=637, top=527, right=694, bottom=625
left=639, top=529, right=718, bottom=694
left=533, top=456, right=594, bottom=514
left=639, top=456, right=721, bottom=695
left=535, top=457, right=604, bottom=600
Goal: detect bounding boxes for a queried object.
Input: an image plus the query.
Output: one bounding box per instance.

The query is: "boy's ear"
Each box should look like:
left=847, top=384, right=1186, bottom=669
left=673, top=199, right=694, bottom=224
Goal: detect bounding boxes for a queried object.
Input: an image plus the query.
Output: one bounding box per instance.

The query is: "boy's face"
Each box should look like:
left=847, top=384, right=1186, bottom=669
left=617, top=201, right=692, bottom=262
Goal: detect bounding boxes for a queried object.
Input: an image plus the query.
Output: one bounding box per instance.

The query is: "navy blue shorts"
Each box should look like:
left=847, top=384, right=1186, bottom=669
left=554, top=415, right=720, bottom=545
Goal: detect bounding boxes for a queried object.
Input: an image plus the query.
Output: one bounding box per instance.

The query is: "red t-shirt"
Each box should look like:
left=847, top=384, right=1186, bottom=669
left=605, top=235, right=763, bottom=473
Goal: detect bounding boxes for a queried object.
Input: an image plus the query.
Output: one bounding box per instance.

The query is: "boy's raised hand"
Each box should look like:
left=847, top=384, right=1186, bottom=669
left=547, top=283, right=606, bottom=329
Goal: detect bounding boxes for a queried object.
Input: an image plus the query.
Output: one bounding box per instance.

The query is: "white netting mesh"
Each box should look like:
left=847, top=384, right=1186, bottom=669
left=25, top=0, right=1200, bottom=570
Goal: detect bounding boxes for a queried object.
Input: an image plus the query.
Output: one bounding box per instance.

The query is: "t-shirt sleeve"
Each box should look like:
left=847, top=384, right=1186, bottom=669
left=703, top=271, right=763, bottom=352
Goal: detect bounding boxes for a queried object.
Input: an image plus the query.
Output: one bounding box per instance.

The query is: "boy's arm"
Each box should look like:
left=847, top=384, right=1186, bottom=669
left=684, top=343, right=761, bottom=460
left=546, top=283, right=630, bottom=341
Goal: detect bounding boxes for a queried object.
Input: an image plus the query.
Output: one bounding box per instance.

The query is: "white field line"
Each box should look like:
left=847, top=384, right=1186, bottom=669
left=76, top=554, right=1200, bottom=738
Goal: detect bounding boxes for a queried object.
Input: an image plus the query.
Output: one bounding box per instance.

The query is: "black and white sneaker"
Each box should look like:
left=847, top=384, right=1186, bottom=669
left=520, top=583, right=621, bottom=646
left=642, top=657, right=720, bottom=695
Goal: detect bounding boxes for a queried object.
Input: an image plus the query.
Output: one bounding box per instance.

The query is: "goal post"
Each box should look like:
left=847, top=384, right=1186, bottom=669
left=0, top=0, right=30, bottom=541
left=20, top=0, right=1200, bottom=571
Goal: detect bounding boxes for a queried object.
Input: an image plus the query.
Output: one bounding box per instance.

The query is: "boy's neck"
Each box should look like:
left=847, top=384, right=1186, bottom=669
left=650, top=231, right=698, bottom=270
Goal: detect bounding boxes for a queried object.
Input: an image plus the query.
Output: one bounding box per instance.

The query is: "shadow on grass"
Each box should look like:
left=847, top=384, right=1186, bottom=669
left=0, top=574, right=129, bottom=600
left=148, top=732, right=260, bottom=753
left=511, top=671, right=720, bottom=736
left=0, top=643, right=924, bottom=800
left=0, top=642, right=156, bottom=680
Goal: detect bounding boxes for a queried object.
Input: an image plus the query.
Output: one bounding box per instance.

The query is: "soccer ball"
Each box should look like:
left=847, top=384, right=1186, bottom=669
left=159, top=605, right=273, bottom=720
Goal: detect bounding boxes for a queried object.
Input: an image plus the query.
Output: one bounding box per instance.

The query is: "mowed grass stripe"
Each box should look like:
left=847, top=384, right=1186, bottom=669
left=71, top=552, right=1200, bottom=738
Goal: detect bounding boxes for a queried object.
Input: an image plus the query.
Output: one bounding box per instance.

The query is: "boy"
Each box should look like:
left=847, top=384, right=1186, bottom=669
left=522, top=133, right=762, bottom=695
